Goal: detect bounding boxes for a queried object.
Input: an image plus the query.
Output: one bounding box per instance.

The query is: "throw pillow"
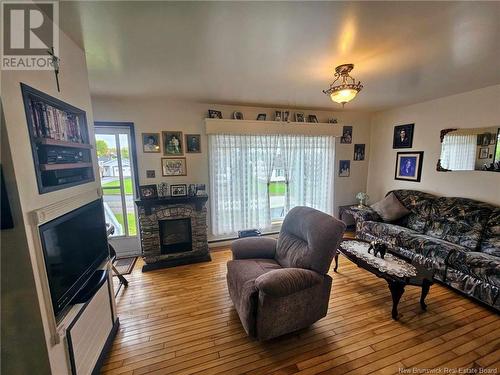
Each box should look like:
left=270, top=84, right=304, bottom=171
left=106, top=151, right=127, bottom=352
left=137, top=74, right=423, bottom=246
left=371, top=192, right=410, bottom=222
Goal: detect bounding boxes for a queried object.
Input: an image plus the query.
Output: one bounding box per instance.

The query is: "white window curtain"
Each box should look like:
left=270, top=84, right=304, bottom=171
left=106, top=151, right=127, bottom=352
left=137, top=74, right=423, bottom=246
left=281, top=135, right=335, bottom=214
left=209, top=133, right=334, bottom=237
left=440, top=134, right=476, bottom=170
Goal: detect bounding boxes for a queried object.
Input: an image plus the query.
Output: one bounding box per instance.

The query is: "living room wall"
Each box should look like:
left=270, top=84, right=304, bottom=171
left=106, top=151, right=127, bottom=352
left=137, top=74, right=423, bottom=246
left=91, top=97, right=373, bottom=237
left=367, top=84, right=500, bottom=205
left=1, top=25, right=98, bottom=375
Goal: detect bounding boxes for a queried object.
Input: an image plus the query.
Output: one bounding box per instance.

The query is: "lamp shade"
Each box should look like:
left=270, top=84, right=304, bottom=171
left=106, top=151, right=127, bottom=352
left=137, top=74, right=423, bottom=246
left=330, top=88, right=359, bottom=104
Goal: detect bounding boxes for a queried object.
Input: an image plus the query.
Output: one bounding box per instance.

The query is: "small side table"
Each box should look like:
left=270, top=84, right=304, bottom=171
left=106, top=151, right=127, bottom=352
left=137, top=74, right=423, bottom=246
left=338, top=204, right=357, bottom=230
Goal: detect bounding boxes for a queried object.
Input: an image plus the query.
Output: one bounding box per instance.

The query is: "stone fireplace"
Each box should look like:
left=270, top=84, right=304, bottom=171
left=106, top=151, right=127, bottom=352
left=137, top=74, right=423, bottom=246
left=136, top=195, right=210, bottom=271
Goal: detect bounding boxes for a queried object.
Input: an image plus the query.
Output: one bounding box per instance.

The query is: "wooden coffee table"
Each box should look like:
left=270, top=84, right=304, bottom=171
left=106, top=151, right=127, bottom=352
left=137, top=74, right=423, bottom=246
left=334, top=239, right=434, bottom=320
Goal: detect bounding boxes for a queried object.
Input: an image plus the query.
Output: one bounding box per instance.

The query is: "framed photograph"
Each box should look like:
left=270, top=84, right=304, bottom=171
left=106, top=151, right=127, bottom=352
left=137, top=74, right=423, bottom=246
left=393, top=123, right=414, bottom=149
left=274, top=110, right=282, bottom=121
left=328, top=118, right=338, bottom=124
left=308, top=115, right=319, bottom=123
left=482, top=133, right=491, bottom=146
left=208, top=109, right=222, bottom=119
left=354, top=144, right=365, bottom=161
left=257, top=113, right=266, bottom=121
left=479, top=147, right=489, bottom=159
left=282, top=111, right=290, bottom=122
left=295, top=113, right=305, bottom=122
left=161, top=157, right=187, bottom=176
left=139, top=184, right=158, bottom=200
left=196, top=183, right=206, bottom=196
left=170, top=184, right=187, bottom=197
left=395, top=151, right=424, bottom=182
left=146, top=170, right=156, bottom=178
left=185, top=134, right=201, bottom=153
left=162, top=131, right=183, bottom=156
left=340, top=126, right=353, bottom=144
left=339, top=160, right=350, bottom=177
left=142, top=133, right=161, bottom=153
left=233, top=111, right=244, bottom=120
left=157, top=182, right=169, bottom=197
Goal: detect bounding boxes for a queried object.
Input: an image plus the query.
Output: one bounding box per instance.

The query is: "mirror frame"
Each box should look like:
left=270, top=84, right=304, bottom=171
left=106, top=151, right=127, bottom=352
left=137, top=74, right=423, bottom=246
left=436, top=128, right=457, bottom=172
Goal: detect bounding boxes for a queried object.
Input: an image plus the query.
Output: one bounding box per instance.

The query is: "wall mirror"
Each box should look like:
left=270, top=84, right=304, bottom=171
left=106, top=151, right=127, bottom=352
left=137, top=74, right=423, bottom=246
left=437, top=127, right=499, bottom=172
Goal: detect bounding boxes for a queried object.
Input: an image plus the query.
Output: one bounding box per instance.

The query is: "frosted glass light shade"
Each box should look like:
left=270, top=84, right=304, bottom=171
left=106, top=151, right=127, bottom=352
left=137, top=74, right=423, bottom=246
left=330, top=89, right=358, bottom=104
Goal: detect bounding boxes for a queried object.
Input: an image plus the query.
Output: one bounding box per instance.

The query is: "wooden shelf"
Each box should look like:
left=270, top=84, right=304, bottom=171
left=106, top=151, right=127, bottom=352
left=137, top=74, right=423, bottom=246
left=35, top=138, right=93, bottom=149
left=40, top=162, right=93, bottom=171
left=204, top=118, right=343, bottom=136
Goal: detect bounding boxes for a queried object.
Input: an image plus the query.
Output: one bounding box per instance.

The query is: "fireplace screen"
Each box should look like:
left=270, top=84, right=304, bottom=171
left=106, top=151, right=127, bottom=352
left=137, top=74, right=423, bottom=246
left=159, top=218, right=192, bottom=254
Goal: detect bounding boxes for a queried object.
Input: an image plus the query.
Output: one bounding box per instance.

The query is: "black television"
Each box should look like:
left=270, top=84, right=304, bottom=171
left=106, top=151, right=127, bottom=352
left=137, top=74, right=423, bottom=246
left=39, top=198, right=109, bottom=319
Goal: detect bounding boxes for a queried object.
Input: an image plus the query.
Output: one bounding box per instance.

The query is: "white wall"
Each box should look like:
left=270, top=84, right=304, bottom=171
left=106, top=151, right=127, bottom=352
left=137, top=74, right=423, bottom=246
left=1, top=27, right=99, bottom=374
left=91, top=97, right=373, bottom=236
left=367, top=85, right=500, bottom=205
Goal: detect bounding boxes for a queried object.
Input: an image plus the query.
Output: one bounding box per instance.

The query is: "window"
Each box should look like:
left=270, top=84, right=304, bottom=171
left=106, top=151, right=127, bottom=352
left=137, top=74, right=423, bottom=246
left=209, top=134, right=334, bottom=237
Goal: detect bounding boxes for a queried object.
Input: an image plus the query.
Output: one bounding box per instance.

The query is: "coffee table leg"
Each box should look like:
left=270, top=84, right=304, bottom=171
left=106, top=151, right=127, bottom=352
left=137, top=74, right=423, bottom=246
left=334, top=254, right=339, bottom=272
left=388, top=281, right=405, bottom=320
left=420, top=280, right=431, bottom=310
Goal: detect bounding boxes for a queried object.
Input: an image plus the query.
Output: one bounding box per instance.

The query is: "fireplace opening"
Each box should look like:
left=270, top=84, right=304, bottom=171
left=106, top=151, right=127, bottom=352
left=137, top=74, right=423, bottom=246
left=159, top=218, right=192, bottom=254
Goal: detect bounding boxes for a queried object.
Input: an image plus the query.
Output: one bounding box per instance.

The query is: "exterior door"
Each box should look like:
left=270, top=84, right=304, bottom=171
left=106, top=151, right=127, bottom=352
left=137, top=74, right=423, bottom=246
left=95, top=123, right=140, bottom=257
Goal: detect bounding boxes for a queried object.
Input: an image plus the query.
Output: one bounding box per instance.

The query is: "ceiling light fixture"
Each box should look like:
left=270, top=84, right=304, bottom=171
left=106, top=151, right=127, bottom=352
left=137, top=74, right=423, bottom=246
left=323, top=64, right=363, bottom=106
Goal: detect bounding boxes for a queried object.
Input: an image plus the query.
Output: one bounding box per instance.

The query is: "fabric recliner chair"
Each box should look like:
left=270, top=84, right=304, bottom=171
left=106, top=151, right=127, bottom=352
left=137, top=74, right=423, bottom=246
left=226, top=206, right=346, bottom=341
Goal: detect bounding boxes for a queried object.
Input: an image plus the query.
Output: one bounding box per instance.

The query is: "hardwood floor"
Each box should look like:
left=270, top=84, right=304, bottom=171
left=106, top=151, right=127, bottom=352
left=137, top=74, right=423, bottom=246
left=103, top=249, right=500, bottom=375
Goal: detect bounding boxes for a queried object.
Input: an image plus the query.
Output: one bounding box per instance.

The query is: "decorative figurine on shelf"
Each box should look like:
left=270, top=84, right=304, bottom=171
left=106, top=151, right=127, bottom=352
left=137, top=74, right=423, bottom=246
left=368, top=241, right=387, bottom=259
left=356, top=192, right=369, bottom=207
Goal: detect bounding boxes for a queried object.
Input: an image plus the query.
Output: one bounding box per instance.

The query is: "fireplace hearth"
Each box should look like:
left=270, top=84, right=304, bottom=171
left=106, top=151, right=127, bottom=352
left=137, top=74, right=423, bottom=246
left=136, top=195, right=210, bottom=271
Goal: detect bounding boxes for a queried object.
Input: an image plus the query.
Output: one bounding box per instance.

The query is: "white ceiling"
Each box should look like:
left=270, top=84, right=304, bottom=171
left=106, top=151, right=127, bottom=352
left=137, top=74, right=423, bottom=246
left=62, top=1, right=500, bottom=111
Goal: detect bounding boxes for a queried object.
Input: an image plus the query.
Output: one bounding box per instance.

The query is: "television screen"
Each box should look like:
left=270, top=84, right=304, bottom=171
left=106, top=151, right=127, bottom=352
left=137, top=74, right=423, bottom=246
left=40, top=199, right=109, bottom=319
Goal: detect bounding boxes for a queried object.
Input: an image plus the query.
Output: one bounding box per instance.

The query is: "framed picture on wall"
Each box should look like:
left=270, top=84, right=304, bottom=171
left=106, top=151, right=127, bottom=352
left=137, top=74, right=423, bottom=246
left=142, top=133, right=161, bottom=153
left=339, top=160, right=350, bottom=177
left=162, top=131, right=183, bottom=156
left=479, top=147, right=489, bottom=159
left=353, top=144, right=365, bottom=161
left=340, top=126, right=352, bottom=144
left=161, top=157, right=187, bottom=176
left=395, top=151, right=424, bottom=182
left=393, top=123, right=414, bottom=149
left=185, top=134, right=201, bottom=153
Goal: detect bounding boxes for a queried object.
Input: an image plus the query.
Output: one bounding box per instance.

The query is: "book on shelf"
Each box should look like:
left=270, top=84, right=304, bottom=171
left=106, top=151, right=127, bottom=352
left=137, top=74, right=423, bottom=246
left=29, top=99, right=84, bottom=144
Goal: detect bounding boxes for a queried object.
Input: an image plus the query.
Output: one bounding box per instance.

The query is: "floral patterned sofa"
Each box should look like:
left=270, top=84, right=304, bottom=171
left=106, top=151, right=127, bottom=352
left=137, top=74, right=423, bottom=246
left=351, top=190, right=500, bottom=310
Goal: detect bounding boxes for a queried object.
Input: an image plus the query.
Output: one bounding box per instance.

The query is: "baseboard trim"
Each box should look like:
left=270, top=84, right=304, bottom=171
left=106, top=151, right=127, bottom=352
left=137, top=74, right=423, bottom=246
left=142, top=253, right=212, bottom=272
left=92, top=318, right=120, bottom=375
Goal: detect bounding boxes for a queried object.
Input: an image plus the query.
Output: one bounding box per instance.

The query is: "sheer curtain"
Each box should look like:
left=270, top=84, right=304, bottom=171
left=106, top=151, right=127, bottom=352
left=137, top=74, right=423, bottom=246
left=281, top=135, right=334, bottom=215
left=209, top=134, right=278, bottom=236
left=440, top=134, right=476, bottom=170
left=209, top=133, right=335, bottom=237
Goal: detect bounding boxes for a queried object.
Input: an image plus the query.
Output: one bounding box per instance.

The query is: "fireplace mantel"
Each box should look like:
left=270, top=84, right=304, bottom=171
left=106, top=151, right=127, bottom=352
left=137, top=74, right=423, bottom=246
left=135, top=194, right=208, bottom=215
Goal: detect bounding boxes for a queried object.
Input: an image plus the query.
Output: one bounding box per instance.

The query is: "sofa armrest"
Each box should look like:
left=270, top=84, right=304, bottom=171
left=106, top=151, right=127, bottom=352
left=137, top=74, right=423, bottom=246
left=231, top=237, right=277, bottom=260
left=255, top=268, right=323, bottom=297
left=348, top=206, right=381, bottom=223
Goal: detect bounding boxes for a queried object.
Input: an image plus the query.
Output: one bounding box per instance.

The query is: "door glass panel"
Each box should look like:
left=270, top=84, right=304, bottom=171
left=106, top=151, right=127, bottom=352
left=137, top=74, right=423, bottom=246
left=119, top=133, right=137, bottom=236
left=96, top=132, right=138, bottom=237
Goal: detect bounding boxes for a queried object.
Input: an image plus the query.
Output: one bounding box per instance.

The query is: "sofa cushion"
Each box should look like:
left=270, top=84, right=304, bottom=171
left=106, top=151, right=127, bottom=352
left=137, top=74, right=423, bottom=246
left=480, top=208, right=500, bottom=257
left=397, top=232, right=466, bottom=267
left=226, top=259, right=281, bottom=335
left=359, top=221, right=418, bottom=246
left=425, top=197, right=492, bottom=250
left=371, top=192, right=410, bottom=222
left=391, top=190, right=436, bottom=233
left=448, top=252, right=500, bottom=287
